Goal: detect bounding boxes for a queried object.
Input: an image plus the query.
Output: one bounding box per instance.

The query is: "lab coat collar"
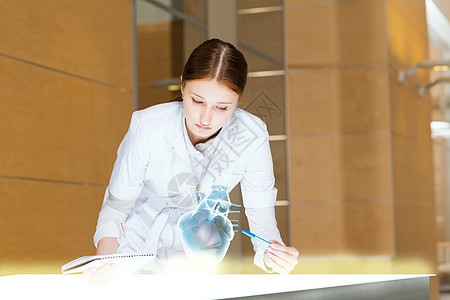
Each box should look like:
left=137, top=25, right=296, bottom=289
left=166, top=102, right=191, bottom=169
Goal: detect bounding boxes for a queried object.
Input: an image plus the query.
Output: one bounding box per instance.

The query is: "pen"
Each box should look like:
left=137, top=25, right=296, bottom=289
left=241, top=229, right=271, bottom=245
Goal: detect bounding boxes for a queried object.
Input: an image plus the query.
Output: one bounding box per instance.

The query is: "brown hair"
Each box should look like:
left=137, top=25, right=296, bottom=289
left=181, top=38, right=248, bottom=96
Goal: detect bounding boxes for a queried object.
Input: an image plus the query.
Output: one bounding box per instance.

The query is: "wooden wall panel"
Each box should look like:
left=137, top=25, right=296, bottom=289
left=0, top=0, right=134, bottom=90
left=243, top=76, right=285, bottom=136
left=291, top=200, right=393, bottom=256
left=136, top=21, right=181, bottom=110
left=288, top=66, right=388, bottom=136
left=0, top=0, right=134, bottom=274
left=290, top=202, right=338, bottom=255
left=386, top=1, right=436, bottom=291
left=286, top=0, right=348, bottom=5
left=269, top=141, right=287, bottom=200
left=238, top=11, right=283, bottom=70
left=286, top=3, right=437, bottom=297
left=286, top=0, right=386, bottom=69
left=238, top=0, right=281, bottom=9
left=386, top=0, right=429, bottom=85
left=0, top=178, right=105, bottom=274
left=290, top=133, right=391, bottom=202
left=0, top=55, right=133, bottom=185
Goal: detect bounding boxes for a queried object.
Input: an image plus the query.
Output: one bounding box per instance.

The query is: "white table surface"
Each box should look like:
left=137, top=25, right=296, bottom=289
left=0, top=273, right=433, bottom=300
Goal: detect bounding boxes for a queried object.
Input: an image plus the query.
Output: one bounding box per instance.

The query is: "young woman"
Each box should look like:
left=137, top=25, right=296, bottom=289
left=86, top=38, right=298, bottom=283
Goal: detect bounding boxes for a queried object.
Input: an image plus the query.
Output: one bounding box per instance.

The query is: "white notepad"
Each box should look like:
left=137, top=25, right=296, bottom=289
left=61, top=253, right=155, bottom=274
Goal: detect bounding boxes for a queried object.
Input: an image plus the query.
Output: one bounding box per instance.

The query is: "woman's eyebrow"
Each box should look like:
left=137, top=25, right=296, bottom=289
left=193, top=92, right=233, bottom=104
left=192, top=93, right=204, bottom=99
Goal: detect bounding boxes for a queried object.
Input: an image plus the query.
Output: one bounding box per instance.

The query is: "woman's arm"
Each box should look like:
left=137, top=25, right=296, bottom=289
left=83, top=237, right=119, bottom=284
left=94, top=193, right=136, bottom=248
left=85, top=194, right=134, bottom=284
left=96, top=237, right=119, bottom=255
left=239, top=121, right=299, bottom=273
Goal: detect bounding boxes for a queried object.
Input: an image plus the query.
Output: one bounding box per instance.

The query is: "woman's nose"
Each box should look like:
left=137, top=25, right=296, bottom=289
left=200, top=108, right=212, bottom=126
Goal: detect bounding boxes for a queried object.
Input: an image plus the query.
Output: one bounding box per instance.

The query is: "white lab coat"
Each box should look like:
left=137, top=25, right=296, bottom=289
left=94, top=101, right=281, bottom=272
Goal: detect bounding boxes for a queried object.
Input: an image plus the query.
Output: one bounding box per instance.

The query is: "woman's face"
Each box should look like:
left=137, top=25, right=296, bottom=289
left=182, top=79, right=239, bottom=145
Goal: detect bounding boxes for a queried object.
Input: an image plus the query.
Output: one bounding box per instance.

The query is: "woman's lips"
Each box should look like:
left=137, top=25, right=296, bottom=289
left=196, top=123, right=211, bottom=130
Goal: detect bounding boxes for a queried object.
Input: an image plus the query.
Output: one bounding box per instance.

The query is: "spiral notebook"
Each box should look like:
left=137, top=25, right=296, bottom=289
left=61, top=253, right=155, bottom=274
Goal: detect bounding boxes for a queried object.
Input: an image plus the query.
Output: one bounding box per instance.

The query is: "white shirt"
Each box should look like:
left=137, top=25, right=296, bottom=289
left=94, top=101, right=283, bottom=272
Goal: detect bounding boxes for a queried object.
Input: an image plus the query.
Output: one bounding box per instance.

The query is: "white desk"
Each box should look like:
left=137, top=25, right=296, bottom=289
left=0, top=274, right=433, bottom=299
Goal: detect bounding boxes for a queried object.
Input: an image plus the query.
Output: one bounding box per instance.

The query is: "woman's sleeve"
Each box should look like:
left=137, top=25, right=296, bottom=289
left=240, top=126, right=277, bottom=208
left=107, top=111, right=150, bottom=200
left=93, top=111, right=150, bottom=247
left=240, top=123, right=284, bottom=271
left=245, top=207, right=284, bottom=272
left=93, top=191, right=136, bottom=247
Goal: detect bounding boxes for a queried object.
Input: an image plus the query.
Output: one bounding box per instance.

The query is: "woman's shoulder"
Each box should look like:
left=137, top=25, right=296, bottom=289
left=127, top=101, right=182, bottom=136
left=136, top=101, right=182, bottom=119
left=231, top=107, right=268, bottom=135
left=131, top=101, right=181, bottom=126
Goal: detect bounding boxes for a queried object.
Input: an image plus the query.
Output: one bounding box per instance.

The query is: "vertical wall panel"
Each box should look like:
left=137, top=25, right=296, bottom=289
left=386, top=0, right=436, bottom=278
left=136, top=21, right=179, bottom=110
left=286, top=2, right=437, bottom=297
left=0, top=56, right=133, bottom=184
left=0, top=0, right=134, bottom=90
left=238, top=0, right=281, bottom=9
left=386, top=0, right=429, bottom=85
left=0, top=0, right=135, bottom=274
left=243, top=76, right=285, bottom=136
left=285, top=0, right=386, bottom=69
left=238, top=11, right=284, bottom=71
left=0, top=179, right=105, bottom=274
left=288, top=66, right=389, bottom=136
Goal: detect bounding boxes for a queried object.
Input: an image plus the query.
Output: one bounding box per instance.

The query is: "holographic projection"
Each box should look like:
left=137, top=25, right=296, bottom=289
left=177, top=185, right=240, bottom=266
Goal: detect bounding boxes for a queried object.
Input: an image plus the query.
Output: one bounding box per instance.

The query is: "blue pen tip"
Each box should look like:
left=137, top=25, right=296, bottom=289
left=241, top=229, right=251, bottom=235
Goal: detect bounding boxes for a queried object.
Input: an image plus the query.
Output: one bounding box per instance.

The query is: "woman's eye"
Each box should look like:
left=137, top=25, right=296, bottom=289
left=217, top=106, right=228, bottom=111
left=192, top=98, right=202, bottom=104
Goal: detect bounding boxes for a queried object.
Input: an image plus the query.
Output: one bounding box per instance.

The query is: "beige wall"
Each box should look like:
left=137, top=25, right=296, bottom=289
left=388, top=0, right=436, bottom=269
left=1, top=2, right=440, bottom=292
left=286, top=0, right=393, bottom=257
left=428, top=0, right=450, bottom=287
left=0, top=0, right=134, bottom=274
left=286, top=0, right=437, bottom=297
left=137, top=20, right=184, bottom=109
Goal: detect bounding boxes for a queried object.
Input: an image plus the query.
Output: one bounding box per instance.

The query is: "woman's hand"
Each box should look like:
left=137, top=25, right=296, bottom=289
left=83, top=237, right=119, bottom=284
left=263, top=241, right=299, bottom=274
left=83, top=263, right=115, bottom=285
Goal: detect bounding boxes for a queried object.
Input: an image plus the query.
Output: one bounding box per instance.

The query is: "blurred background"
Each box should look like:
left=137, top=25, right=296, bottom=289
left=1, top=0, right=450, bottom=298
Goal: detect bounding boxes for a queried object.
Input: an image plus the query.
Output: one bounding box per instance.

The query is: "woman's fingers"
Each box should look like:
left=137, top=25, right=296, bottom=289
left=268, top=248, right=297, bottom=264
left=267, top=250, right=292, bottom=266
left=264, top=253, right=290, bottom=274
left=97, top=263, right=115, bottom=285
left=83, top=263, right=115, bottom=285
left=269, top=241, right=300, bottom=256
left=269, top=242, right=299, bottom=261
left=91, top=263, right=114, bottom=285
left=264, top=241, right=300, bottom=274
left=82, top=266, right=96, bottom=278
left=267, top=251, right=294, bottom=273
